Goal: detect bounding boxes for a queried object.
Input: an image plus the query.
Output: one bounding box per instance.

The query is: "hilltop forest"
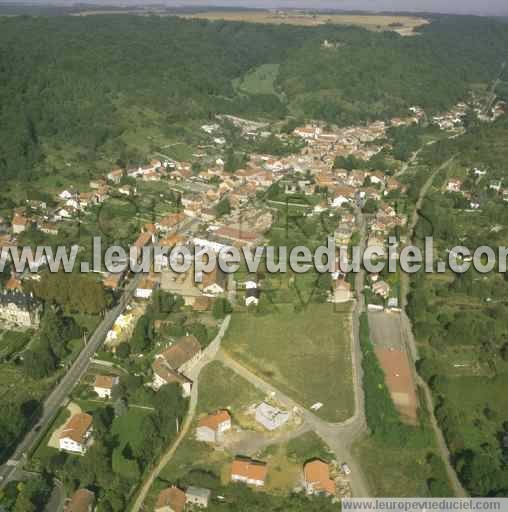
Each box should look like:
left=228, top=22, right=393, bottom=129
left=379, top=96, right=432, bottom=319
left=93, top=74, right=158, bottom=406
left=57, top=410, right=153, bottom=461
left=0, top=14, right=507, bottom=183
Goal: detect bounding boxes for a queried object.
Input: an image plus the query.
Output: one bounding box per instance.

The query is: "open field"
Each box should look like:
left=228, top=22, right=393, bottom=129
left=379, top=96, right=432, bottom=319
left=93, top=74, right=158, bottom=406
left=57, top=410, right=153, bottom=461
left=197, top=361, right=264, bottom=417
left=222, top=303, right=354, bottom=422
left=233, top=63, right=282, bottom=97
left=353, top=433, right=450, bottom=497
left=181, top=11, right=429, bottom=36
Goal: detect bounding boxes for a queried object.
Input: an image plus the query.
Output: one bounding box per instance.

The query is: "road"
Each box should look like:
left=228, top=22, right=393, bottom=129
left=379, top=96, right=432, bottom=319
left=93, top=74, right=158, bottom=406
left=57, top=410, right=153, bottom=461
left=398, top=155, right=468, bottom=497
left=130, top=315, right=231, bottom=512
left=132, top=224, right=373, bottom=507
left=0, top=273, right=143, bottom=489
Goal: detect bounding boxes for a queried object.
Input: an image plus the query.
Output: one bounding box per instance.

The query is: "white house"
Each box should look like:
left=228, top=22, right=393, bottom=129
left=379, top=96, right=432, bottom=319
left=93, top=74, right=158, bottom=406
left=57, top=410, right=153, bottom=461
left=231, top=458, right=267, bottom=487
left=331, top=195, right=351, bottom=208
left=196, top=410, right=232, bottom=444
left=93, top=375, right=119, bottom=399
left=59, top=413, right=93, bottom=455
left=245, top=288, right=261, bottom=307
left=255, top=402, right=290, bottom=431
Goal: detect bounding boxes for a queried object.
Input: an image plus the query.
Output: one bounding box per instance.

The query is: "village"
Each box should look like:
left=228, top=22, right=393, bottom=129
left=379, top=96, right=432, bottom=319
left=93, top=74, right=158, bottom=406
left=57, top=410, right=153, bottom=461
left=0, top=93, right=507, bottom=512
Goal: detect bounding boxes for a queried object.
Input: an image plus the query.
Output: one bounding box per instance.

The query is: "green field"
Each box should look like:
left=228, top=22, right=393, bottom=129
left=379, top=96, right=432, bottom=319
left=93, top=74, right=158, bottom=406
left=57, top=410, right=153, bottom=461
left=197, top=361, right=264, bottom=416
left=234, top=64, right=282, bottom=98
left=222, top=303, right=354, bottom=422
left=353, top=433, right=451, bottom=497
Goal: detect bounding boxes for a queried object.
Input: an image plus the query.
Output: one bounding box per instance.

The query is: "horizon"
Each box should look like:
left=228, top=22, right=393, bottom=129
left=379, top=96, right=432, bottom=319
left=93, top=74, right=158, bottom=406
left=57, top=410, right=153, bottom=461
left=2, top=0, right=508, bottom=17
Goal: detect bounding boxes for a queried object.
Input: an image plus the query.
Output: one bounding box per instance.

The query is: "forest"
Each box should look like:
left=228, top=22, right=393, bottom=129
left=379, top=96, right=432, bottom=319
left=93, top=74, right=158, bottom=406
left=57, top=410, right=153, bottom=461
left=0, top=14, right=507, bottom=184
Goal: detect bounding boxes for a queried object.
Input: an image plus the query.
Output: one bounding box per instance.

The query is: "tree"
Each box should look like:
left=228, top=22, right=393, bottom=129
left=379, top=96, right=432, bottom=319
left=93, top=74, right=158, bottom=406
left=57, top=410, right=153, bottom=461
left=212, top=298, right=232, bottom=319
left=115, top=342, right=131, bottom=359
left=130, top=315, right=153, bottom=353
left=216, top=197, right=231, bottom=217
left=362, top=199, right=379, bottom=214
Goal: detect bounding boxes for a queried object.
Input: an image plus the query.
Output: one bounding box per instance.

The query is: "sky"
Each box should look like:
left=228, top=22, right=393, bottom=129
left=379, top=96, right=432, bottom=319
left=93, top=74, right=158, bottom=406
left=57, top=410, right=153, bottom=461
left=4, top=0, right=508, bottom=16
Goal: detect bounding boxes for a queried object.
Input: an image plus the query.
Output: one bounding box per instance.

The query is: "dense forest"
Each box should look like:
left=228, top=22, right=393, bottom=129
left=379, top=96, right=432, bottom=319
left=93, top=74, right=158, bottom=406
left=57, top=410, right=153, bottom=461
left=0, top=14, right=507, bottom=183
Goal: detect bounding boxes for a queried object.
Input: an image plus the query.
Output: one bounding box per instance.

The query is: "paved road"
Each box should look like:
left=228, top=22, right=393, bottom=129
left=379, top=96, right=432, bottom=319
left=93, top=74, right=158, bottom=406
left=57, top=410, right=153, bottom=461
left=0, top=273, right=143, bottom=489
left=131, top=315, right=231, bottom=512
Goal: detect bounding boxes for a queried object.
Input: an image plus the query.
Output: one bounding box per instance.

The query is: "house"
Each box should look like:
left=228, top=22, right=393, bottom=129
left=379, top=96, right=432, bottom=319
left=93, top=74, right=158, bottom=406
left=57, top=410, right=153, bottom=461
left=156, top=213, right=185, bottom=234
left=185, top=486, right=211, bottom=508
left=65, top=488, right=96, bottom=512
left=490, top=180, right=502, bottom=192
left=446, top=179, right=463, bottom=193
left=372, top=280, right=390, bottom=299
left=255, top=402, right=290, bottom=431
left=11, top=213, right=28, bottom=234
left=155, top=486, right=186, bottom=512
left=39, top=222, right=59, bottom=235
left=93, top=375, right=119, bottom=399
left=231, top=458, right=268, bottom=487
left=107, top=168, right=123, bottom=184
left=200, top=267, right=227, bottom=296
left=0, top=290, right=42, bottom=328
left=245, top=287, right=261, bottom=307
left=331, top=279, right=352, bottom=304
left=303, top=460, right=336, bottom=497
left=59, top=413, right=94, bottom=455
left=152, top=336, right=202, bottom=396
left=102, top=272, right=124, bottom=291
left=196, top=410, right=232, bottom=444
left=331, top=187, right=355, bottom=208
left=5, top=276, right=22, bottom=291
left=135, top=275, right=159, bottom=299
left=152, top=359, right=193, bottom=397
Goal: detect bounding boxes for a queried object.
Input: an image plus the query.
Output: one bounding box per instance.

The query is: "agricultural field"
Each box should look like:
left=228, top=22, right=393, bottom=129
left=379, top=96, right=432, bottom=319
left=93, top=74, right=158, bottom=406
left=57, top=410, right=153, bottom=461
left=222, top=303, right=354, bottom=422
left=181, top=11, right=429, bottom=36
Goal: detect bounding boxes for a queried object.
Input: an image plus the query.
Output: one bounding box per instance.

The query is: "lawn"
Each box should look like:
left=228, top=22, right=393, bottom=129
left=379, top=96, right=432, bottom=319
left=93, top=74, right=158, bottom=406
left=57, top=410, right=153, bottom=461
left=112, top=407, right=154, bottom=453
left=222, top=303, right=354, bottom=422
left=197, top=361, right=264, bottom=417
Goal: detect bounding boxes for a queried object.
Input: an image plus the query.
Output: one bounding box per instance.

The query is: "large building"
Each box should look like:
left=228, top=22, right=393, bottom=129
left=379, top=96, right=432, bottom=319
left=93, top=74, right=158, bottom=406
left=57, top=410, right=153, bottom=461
left=0, top=290, right=42, bottom=328
left=303, top=459, right=336, bottom=497
left=59, top=413, right=94, bottom=455
left=152, top=335, right=202, bottom=396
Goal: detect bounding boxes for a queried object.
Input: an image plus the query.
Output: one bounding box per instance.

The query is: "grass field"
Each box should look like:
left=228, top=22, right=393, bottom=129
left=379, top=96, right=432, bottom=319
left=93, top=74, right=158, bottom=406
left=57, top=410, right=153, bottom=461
left=182, top=11, right=429, bottom=36
left=222, top=303, right=354, bottom=422
left=440, top=371, right=508, bottom=451
left=233, top=64, right=282, bottom=98
left=197, top=361, right=264, bottom=417
left=353, top=434, right=444, bottom=497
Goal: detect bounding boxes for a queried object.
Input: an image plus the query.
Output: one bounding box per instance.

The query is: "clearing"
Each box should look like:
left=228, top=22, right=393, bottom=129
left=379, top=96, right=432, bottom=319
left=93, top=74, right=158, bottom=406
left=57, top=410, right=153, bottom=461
left=222, top=303, right=354, bottom=422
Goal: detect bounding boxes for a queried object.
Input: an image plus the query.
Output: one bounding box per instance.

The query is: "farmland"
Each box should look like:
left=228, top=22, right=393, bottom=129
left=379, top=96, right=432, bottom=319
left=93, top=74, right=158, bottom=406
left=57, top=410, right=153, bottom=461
left=181, top=11, right=429, bottom=36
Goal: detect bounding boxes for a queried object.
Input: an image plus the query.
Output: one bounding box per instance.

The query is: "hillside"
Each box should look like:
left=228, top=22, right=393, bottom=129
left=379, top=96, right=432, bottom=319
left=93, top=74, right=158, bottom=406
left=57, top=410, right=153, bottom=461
left=0, top=14, right=507, bottom=183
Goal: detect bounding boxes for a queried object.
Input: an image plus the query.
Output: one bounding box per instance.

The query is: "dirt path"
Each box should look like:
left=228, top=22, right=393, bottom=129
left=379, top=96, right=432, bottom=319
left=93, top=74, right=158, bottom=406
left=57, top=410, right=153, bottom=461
left=130, top=316, right=231, bottom=512
left=399, top=155, right=468, bottom=497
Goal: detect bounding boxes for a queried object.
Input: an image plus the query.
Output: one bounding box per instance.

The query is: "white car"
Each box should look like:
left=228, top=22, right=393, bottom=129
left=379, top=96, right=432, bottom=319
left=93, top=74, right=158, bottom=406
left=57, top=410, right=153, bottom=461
left=341, top=463, right=352, bottom=475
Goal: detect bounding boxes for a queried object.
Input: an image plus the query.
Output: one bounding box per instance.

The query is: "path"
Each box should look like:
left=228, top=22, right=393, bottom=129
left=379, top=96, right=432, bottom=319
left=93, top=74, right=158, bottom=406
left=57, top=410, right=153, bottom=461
left=398, top=155, right=468, bottom=497
left=130, top=315, right=231, bottom=512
